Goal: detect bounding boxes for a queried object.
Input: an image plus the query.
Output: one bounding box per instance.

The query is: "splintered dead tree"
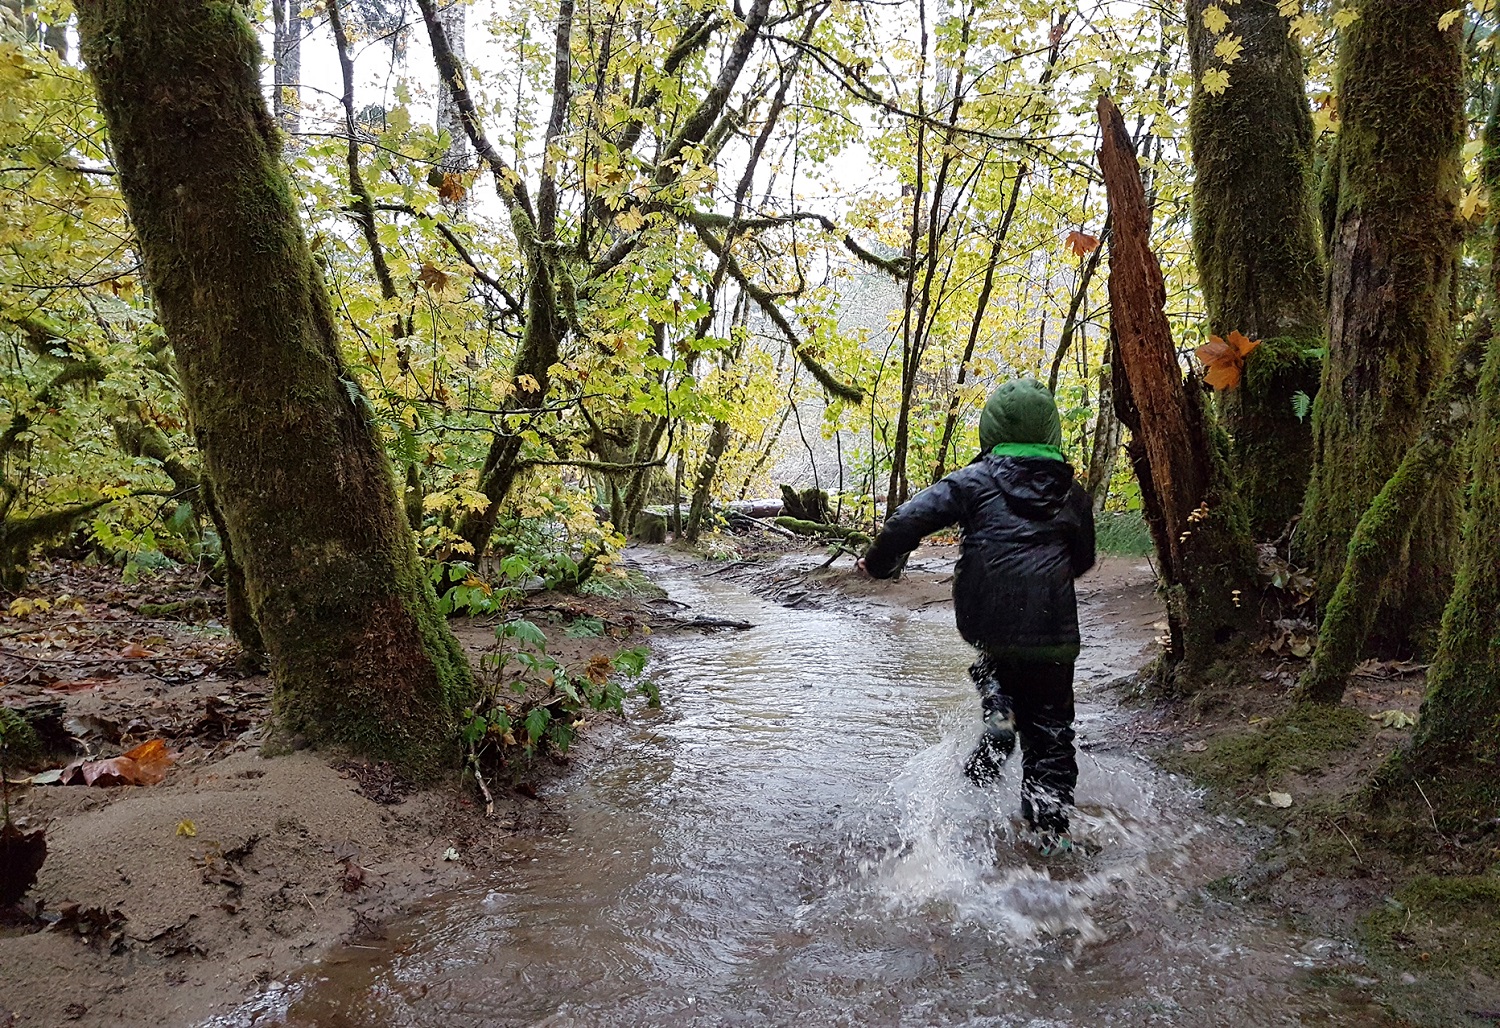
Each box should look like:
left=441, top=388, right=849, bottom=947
left=1097, top=95, right=1258, bottom=684
left=76, top=0, right=473, bottom=776
left=1298, top=0, right=1464, bottom=648
left=1186, top=0, right=1324, bottom=539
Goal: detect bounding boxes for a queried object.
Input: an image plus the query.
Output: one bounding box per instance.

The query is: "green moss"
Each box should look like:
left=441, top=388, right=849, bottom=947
left=1298, top=0, right=1463, bottom=645
left=1187, top=1, right=1325, bottom=539
left=0, top=707, right=41, bottom=770
left=1364, top=875, right=1500, bottom=980
left=77, top=0, right=474, bottom=782
left=1178, top=703, right=1369, bottom=791
left=1298, top=331, right=1490, bottom=704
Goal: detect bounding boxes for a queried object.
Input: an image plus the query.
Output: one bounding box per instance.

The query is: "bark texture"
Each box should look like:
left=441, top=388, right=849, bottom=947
left=1400, top=329, right=1500, bottom=786
left=1186, top=0, right=1324, bottom=538
left=1295, top=327, right=1489, bottom=704
left=1099, top=96, right=1258, bottom=683
left=77, top=0, right=472, bottom=776
left=270, top=0, right=302, bottom=133
left=1298, top=0, right=1463, bottom=646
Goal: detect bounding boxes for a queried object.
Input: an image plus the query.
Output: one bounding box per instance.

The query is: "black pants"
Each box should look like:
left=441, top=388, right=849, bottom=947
left=969, top=653, right=1077, bottom=833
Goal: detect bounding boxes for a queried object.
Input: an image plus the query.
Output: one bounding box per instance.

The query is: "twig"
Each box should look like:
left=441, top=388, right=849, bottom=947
left=1414, top=779, right=1442, bottom=836
left=472, top=761, right=495, bottom=817
left=1329, top=818, right=1363, bottom=865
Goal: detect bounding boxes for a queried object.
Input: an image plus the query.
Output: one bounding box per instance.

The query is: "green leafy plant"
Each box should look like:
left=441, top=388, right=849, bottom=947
left=1291, top=390, right=1313, bottom=422
left=461, top=612, right=654, bottom=792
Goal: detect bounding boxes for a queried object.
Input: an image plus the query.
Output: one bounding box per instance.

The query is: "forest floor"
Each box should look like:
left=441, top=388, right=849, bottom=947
left=0, top=559, right=675, bottom=1028
left=0, top=538, right=1495, bottom=1027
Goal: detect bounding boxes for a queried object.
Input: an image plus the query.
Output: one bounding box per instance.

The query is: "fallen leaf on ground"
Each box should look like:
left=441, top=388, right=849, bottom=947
left=443, top=847, right=460, bottom=862
left=119, top=642, right=152, bottom=659
left=1268, top=791, right=1294, bottom=808
left=176, top=819, right=197, bottom=838
left=1183, top=740, right=1208, bottom=753
left=59, top=738, right=175, bottom=787
left=43, top=678, right=113, bottom=694
left=1371, top=709, right=1417, bottom=730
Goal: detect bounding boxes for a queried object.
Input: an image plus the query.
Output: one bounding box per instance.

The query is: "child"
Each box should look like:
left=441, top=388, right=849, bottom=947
left=859, top=380, right=1095, bottom=853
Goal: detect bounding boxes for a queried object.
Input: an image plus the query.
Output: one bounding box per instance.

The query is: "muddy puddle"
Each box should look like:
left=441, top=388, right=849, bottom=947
left=208, top=561, right=1393, bottom=1027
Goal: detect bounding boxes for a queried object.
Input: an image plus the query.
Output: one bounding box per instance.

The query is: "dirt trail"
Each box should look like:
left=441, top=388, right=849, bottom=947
left=0, top=563, right=656, bottom=1028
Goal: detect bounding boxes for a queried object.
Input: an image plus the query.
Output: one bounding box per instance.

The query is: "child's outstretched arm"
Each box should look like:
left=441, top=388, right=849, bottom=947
left=862, top=479, right=962, bottom=579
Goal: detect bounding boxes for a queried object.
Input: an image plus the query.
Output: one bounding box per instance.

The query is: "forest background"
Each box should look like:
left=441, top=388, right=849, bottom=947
left=3, top=0, right=1500, bottom=936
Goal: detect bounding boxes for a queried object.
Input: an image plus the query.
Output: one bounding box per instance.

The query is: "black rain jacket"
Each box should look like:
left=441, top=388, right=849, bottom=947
left=864, top=456, right=1096, bottom=660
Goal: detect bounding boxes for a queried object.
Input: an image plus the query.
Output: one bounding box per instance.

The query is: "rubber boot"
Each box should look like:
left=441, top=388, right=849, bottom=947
left=963, top=705, right=1016, bottom=785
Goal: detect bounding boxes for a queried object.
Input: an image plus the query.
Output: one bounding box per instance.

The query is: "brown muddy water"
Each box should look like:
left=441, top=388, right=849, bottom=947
left=208, top=563, right=1395, bottom=1027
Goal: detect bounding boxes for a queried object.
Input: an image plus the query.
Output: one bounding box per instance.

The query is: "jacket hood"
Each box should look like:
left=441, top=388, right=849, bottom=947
left=979, top=379, right=1064, bottom=453
left=988, top=455, right=1075, bottom=520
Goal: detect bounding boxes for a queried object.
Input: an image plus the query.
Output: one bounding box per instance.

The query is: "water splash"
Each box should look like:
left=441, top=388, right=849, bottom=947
left=202, top=561, right=1391, bottom=1028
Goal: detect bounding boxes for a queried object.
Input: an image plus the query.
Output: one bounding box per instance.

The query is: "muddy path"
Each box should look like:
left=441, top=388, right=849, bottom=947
left=209, top=553, right=1398, bottom=1027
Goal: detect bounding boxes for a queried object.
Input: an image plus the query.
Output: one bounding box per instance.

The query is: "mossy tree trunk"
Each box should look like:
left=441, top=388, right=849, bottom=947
left=1397, top=328, right=1500, bottom=795
left=76, top=0, right=472, bottom=777
left=1186, top=0, right=1324, bottom=539
left=1298, top=0, right=1463, bottom=648
left=1381, top=102, right=1500, bottom=809
left=684, top=419, right=730, bottom=543
left=1099, top=96, right=1260, bottom=685
left=1295, top=327, right=1490, bottom=704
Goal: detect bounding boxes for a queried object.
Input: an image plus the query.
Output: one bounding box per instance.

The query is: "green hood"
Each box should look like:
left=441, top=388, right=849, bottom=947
left=978, top=379, right=1064, bottom=456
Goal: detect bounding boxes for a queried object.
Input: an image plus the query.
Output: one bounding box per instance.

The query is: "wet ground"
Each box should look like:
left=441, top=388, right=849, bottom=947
left=208, top=559, right=1395, bottom=1027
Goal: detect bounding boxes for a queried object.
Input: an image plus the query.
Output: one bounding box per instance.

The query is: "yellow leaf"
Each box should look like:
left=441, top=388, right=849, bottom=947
left=615, top=207, right=646, bottom=233
left=176, top=819, right=197, bottom=837
left=1201, top=68, right=1231, bottom=96
left=1332, top=7, right=1360, bottom=27
left=1202, top=5, right=1230, bottom=33
left=1214, top=34, right=1244, bottom=63
left=1438, top=9, right=1463, bottom=30
left=516, top=374, right=540, bottom=393
left=423, top=492, right=450, bottom=512
left=1289, top=13, right=1320, bottom=37
left=1460, top=185, right=1489, bottom=222
left=1464, top=139, right=1484, bottom=162
left=1277, top=0, right=1299, bottom=16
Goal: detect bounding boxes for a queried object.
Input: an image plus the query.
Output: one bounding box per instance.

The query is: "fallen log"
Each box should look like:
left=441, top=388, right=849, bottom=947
left=773, top=517, right=871, bottom=547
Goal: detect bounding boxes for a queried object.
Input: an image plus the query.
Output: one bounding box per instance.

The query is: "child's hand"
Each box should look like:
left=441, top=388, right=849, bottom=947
left=855, top=558, right=870, bottom=577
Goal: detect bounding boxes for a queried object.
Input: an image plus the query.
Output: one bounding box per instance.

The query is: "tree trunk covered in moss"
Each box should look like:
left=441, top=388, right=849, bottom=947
left=1186, top=0, right=1324, bottom=539
left=1295, top=326, right=1490, bottom=704
left=1298, top=0, right=1463, bottom=648
left=1387, top=102, right=1500, bottom=803
left=684, top=419, right=730, bottom=543
left=1398, top=329, right=1500, bottom=790
left=1099, top=96, right=1259, bottom=685
left=76, top=0, right=471, bottom=777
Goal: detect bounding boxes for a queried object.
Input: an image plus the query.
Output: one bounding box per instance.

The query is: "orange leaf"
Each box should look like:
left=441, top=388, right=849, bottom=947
left=417, top=264, right=450, bottom=294
left=119, top=642, right=151, bottom=659
left=437, top=172, right=467, bottom=203
left=1195, top=331, right=1261, bottom=391
left=1065, top=230, right=1100, bottom=257
left=63, top=739, right=175, bottom=787
left=1226, top=329, right=1261, bottom=358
